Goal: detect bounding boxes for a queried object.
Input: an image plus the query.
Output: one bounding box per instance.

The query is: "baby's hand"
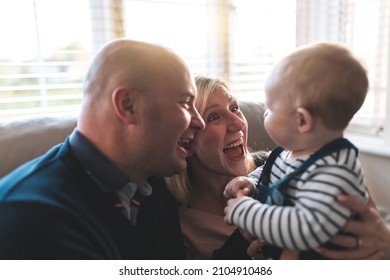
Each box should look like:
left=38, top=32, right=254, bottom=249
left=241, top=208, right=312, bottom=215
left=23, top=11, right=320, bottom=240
left=224, top=176, right=255, bottom=199
left=224, top=190, right=246, bottom=224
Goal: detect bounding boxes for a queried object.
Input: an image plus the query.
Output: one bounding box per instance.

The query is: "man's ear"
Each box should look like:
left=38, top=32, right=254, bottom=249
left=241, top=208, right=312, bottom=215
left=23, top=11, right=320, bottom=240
left=296, top=107, right=313, bottom=133
left=112, top=87, right=137, bottom=124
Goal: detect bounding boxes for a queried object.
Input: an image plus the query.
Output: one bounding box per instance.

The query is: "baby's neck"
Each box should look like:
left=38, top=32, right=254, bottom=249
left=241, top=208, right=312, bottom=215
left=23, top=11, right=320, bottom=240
left=288, top=130, right=343, bottom=158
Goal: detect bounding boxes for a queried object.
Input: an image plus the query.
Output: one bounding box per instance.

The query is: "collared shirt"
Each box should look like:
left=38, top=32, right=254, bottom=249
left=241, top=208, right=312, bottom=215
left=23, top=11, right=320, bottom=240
left=69, top=130, right=152, bottom=225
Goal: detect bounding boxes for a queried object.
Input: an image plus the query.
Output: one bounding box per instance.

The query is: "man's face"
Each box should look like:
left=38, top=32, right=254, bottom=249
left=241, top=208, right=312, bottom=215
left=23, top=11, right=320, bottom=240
left=139, top=61, right=205, bottom=178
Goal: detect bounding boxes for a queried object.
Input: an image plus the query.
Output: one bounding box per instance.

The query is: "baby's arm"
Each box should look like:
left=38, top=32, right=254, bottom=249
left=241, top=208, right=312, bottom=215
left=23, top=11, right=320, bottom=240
left=224, top=189, right=247, bottom=223
left=225, top=165, right=367, bottom=251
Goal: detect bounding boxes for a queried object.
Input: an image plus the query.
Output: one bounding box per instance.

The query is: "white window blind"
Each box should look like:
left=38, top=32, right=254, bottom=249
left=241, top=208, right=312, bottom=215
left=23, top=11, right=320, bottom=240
left=0, top=0, right=91, bottom=120
left=123, top=0, right=210, bottom=75
left=296, top=0, right=389, bottom=137
left=0, top=0, right=389, bottom=148
left=123, top=0, right=297, bottom=103
left=229, top=0, right=297, bottom=101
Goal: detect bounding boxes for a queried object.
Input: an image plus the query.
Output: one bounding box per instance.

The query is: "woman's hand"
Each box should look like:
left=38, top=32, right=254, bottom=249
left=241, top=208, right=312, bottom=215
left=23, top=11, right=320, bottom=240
left=247, top=239, right=267, bottom=259
left=316, top=195, right=390, bottom=259
left=237, top=229, right=267, bottom=260
left=243, top=230, right=300, bottom=260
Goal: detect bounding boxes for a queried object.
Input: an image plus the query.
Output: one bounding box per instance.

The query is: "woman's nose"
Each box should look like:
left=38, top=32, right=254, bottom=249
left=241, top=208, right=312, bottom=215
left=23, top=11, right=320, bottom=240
left=227, top=113, right=246, bottom=133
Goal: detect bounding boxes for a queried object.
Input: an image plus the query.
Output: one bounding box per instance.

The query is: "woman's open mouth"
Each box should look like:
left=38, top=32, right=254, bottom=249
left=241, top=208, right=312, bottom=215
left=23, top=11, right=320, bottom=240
left=223, top=138, right=244, bottom=158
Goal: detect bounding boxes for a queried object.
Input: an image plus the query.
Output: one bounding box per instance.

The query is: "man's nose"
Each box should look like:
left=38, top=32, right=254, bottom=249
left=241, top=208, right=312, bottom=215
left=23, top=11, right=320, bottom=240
left=190, top=107, right=205, bottom=130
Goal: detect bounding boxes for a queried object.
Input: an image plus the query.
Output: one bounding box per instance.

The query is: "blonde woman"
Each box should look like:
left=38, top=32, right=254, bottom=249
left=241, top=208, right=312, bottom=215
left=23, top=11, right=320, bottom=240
left=165, top=75, right=267, bottom=259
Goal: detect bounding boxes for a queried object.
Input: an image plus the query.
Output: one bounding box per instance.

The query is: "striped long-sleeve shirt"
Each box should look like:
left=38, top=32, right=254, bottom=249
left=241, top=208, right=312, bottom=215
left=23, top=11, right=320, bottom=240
left=227, top=143, right=368, bottom=251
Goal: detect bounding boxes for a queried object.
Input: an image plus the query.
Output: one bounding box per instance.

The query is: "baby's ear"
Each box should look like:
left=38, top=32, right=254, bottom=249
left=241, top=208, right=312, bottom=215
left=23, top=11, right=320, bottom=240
left=296, top=107, right=313, bottom=133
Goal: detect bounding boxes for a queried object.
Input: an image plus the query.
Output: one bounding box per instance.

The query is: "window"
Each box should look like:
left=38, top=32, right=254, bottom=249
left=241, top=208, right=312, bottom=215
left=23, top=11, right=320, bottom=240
left=0, top=0, right=91, bottom=120
left=296, top=0, right=389, bottom=135
left=123, top=0, right=209, bottom=75
left=229, top=0, right=296, bottom=101
left=1, top=0, right=389, bottom=152
left=295, top=0, right=390, bottom=153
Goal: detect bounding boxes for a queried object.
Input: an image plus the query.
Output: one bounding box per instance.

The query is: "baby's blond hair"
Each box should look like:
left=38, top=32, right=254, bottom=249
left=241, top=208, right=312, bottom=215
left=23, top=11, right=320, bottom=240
left=265, top=42, right=369, bottom=130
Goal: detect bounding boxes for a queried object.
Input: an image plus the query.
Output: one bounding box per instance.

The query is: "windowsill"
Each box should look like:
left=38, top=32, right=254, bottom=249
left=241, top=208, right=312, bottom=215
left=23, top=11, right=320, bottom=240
left=345, top=132, right=390, bottom=158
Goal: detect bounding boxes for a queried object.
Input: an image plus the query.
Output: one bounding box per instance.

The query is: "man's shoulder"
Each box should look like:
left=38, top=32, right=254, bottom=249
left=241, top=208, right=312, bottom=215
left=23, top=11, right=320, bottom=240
left=0, top=141, right=81, bottom=203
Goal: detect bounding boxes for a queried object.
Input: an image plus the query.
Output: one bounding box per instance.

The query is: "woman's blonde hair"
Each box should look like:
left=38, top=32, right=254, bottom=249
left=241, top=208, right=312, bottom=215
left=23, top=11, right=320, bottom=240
left=165, top=75, right=256, bottom=206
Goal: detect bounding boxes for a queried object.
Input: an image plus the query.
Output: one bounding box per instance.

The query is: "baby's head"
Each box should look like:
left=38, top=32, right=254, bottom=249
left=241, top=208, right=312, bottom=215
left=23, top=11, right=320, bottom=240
left=265, top=42, right=369, bottom=130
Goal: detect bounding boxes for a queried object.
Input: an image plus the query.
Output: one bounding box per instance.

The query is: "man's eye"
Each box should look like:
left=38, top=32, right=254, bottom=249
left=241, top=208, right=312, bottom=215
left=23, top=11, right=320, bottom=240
left=181, top=101, right=191, bottom=109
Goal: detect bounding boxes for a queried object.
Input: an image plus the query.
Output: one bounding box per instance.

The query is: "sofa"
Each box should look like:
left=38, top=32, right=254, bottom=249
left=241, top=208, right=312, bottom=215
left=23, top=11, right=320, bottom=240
left=0, top=101, right=276, bottom=178
left=2, top=100, right=390, bottom=227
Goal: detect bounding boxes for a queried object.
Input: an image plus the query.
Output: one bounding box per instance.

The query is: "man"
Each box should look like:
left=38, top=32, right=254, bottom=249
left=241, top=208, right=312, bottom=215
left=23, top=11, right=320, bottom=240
left=0, top=39, right=205, bottom=259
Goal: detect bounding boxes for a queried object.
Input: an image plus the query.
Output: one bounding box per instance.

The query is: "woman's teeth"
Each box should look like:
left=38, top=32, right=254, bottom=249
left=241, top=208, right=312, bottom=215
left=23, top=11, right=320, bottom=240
left=224, top=139, right=243, bottom=150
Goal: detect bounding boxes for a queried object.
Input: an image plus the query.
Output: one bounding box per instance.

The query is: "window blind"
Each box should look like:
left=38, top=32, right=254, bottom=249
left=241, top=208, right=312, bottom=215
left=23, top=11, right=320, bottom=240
left=0, top=0, right=389, bottom=144
left=0, top=0, right=91, bottom=120
left=296, top=0, right=389, bottom=136
left=229, top=0, right=297, bottom=101
left=123, top=0, right=209, bottom=75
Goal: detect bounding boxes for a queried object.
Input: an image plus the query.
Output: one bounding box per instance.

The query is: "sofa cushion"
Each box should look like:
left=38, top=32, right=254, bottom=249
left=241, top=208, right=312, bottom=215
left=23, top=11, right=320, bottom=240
left=239, top=101, right=275, bottom=152
left=0, top=116, right=77, bottom=177
left=0, top=101, right=274, bottom=178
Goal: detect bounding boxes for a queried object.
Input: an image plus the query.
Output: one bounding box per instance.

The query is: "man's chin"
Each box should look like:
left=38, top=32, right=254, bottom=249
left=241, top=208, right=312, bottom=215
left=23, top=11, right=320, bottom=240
left=161, top=161, right=188, bottom=177
left=185, top=150, right=194, bottom=157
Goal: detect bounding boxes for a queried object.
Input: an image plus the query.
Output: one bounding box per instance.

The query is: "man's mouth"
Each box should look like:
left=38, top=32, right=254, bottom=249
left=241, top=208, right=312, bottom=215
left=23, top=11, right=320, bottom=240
left=223, top=138, right=244, bottom=158
left=178, top=138, right=191, bottom=150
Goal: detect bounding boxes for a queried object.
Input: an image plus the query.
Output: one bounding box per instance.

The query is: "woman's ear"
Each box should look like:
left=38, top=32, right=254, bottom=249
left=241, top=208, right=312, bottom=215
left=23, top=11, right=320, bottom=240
left=296, top=107, right=313, bottom=133
left=112, top=87, right=137, bottom=124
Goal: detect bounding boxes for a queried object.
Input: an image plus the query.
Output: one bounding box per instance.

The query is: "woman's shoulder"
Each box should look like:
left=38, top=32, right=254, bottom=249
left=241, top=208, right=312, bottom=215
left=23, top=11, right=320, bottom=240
left=250, top=150, right=269, bottom=167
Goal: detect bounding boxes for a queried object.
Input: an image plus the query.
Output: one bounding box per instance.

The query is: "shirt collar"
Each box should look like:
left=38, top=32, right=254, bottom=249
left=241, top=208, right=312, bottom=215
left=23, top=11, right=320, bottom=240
left=69, top=129, right=129, bottom=192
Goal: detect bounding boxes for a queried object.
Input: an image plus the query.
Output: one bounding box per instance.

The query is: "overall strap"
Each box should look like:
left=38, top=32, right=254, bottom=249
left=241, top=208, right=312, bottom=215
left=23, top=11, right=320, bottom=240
left=257, top=138, right=357, bottom=205
left=256, top=146, right=284, bottom=203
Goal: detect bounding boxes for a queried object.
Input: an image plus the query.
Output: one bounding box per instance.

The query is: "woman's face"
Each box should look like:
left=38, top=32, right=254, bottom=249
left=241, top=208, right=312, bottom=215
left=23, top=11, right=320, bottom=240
left=189, top=85, right=249, bottom=177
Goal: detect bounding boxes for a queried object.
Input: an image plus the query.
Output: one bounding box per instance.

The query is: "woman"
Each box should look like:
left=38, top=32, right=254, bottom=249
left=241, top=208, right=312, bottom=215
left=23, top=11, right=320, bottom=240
left=165, top=75, right=267, bottom=259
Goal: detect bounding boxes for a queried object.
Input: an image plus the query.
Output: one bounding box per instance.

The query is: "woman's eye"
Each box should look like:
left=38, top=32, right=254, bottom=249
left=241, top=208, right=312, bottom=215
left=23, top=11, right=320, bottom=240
left=207, top=113, right=220, bottom=122
left=231, top=105, right=239, bottom=112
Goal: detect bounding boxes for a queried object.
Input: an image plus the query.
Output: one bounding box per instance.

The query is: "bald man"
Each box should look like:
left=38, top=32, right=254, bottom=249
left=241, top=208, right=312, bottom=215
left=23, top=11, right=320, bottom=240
left=0, top=39, right=205, bottom=259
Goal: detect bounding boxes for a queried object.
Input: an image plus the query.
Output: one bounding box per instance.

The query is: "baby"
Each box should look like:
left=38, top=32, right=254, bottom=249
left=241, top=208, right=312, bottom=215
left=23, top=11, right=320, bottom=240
left=224, top=42, right=369, bottom=259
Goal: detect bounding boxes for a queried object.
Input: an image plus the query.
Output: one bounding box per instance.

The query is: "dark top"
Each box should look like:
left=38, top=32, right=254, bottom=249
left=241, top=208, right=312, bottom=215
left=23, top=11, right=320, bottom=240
left=0, top=131, right=185, bottom=259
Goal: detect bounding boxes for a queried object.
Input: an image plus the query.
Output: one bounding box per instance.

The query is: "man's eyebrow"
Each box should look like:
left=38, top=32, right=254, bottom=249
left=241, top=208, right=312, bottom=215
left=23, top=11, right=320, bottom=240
left=180, top=92, right=195, bottom=98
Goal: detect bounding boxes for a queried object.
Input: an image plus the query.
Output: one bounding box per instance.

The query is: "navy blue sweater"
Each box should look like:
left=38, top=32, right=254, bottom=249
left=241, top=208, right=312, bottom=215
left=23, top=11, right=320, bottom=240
left=0, top=139, right=185, bottom=259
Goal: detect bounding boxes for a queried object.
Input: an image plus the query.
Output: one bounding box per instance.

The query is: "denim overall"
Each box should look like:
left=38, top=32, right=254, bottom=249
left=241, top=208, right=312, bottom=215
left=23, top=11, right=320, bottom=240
left=255, top=138, right=357, bottom=259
